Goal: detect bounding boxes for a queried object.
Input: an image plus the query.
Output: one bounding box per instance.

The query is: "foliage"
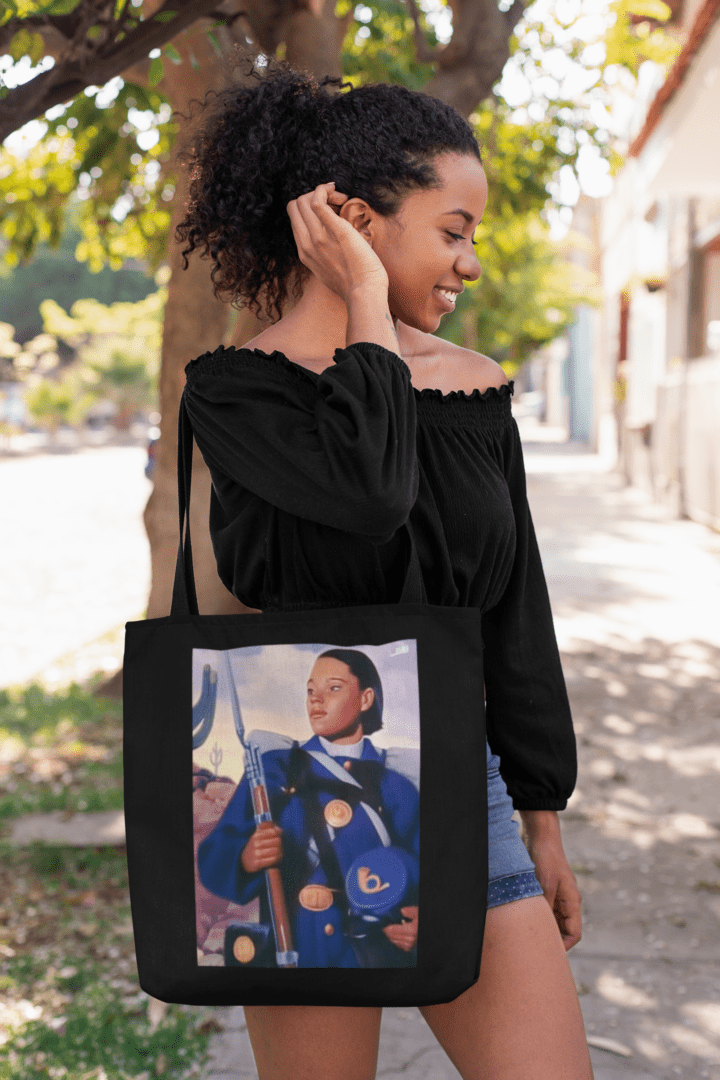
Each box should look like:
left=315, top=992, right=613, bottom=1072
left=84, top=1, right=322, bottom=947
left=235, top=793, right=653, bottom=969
left=40, top=285, right=165, bottom=401
left=22, top=366, right=97, bottom=433
left=503, top=0, right=680, bottom=185
left=0, top=0, right=680, bottom=273
left=82, top=348, right=155, bottom=428
left=0, top=79, right=176, bottom=270
left=0, top=319, right=20, bottom=373
left=0, top=0, right=681, bottom=363
left=41, top=278, right=165, bottom=349
left=1, top=326, right=61, bottom=383
left=0, top=680, right=123, bottom=821
left=1, top=288, right=163, bottom=431
left=0, top=839, right=217, bottom=1080
left=440, top=211, right=602, bottom=370
left=0, top=669, right=220, bottom=1078
left=334, top=0, right=441, bottom=88
left=604, top=0, right=682, bottom=74
left=0, top=210, right=159, bottom=343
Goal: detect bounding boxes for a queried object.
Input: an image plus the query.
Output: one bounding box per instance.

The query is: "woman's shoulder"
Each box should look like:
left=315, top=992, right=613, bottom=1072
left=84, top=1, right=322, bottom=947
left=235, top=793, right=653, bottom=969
left=184, top=340, right=318, bottom=388
left=395, top=323, right=509, bottom=396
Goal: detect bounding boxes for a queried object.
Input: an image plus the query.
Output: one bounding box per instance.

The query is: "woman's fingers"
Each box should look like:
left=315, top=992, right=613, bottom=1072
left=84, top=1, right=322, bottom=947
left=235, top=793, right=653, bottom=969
left=287, top=183, right=336, bottom=263
left=286, top=200, right=311, bottom=254
left=286, top=181, right=386, bottom=299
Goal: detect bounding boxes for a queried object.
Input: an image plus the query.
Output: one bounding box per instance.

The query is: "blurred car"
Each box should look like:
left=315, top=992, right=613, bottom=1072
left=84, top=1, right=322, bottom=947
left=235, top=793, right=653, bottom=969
left=145, top=426, right=161, bottom=479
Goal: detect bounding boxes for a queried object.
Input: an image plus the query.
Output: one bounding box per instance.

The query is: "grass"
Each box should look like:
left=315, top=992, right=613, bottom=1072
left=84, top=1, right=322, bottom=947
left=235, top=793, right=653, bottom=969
left=0, top=678, right=124, bottom=822
left=0, top=678, right=220, bottom=1080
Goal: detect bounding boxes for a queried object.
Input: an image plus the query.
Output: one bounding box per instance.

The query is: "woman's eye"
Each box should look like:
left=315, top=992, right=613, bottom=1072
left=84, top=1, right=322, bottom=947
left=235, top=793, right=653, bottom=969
left=448, top=232, right=478, bottom=246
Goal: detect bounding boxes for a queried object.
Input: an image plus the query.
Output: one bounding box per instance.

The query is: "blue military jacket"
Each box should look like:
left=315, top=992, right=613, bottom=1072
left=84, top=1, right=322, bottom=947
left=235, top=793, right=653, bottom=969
left=197, top=732, right=420, bottom=968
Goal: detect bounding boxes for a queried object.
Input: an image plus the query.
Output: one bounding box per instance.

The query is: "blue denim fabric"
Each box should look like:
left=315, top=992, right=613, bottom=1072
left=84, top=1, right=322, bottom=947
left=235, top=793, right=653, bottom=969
left=486, top=739, right=544, bottom=909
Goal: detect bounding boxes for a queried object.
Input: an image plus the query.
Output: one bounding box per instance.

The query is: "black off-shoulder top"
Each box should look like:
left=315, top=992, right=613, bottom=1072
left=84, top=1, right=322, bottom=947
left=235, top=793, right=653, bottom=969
left=183, top=340, right=576, bottom=811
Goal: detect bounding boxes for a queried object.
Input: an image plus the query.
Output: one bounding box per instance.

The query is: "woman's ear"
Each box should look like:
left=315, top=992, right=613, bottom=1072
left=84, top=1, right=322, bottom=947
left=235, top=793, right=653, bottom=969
left=360, top=686, right=375, bottom=711
left=340, top=198, right=374, bottom=241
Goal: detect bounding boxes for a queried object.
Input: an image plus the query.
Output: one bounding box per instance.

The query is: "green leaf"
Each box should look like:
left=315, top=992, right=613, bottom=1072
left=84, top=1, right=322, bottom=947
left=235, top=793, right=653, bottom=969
left=153, top=9, right=177, bottom=20
left=164, top=43, right=182, bottom=63
left=148, top=56, right=164, bottom=86
left=188, top=50, right=199, bottom=71
left=8, top=27, right=44, bottom=63
left=624, top=0, right=671, bottom=19
left=205, top=30, right=221, bottom=54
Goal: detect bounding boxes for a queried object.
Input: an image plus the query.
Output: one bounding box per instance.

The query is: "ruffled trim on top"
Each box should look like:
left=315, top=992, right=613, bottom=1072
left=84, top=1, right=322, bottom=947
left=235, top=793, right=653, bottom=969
left=185, top=340, right=416, bottom=385
left=184, top=344, right=514, bottom=431
left=186, top=343, right=514, bottom=401
left=184, top=343, right=318, bottom=385
left=412, top=380, right=514, bottom=403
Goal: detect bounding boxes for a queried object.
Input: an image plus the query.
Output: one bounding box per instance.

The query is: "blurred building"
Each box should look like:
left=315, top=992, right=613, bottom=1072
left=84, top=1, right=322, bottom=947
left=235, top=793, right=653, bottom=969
left=599, top=0, right=720, bottom=529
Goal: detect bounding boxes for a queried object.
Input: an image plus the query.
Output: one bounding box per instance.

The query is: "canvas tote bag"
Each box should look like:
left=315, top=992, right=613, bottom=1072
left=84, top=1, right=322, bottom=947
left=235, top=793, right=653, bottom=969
left=122, top=390, right=488, bottom=1006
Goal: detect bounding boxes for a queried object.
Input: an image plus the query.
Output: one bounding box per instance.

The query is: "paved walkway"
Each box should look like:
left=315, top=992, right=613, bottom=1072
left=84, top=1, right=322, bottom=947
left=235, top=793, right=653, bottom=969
left=0, top=442, right=150, bottom=690
left=5, top=419, right=720, bottom=1079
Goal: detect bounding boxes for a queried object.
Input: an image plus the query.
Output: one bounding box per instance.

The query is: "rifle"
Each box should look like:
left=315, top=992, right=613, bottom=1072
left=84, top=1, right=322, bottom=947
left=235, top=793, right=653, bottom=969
left=223, top=651, right=299, bottom=968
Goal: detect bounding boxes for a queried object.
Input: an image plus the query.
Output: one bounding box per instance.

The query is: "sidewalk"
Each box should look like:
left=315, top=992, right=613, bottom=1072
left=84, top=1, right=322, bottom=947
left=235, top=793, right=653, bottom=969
left=7, top=420, right=720, bottom=1080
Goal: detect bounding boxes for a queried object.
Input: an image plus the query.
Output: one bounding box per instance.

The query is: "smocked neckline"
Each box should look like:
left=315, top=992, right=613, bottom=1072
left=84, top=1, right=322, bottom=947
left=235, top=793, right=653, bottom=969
left=412, top=382, right=514, bottom=402
left=195, top=343, right=514, bottom=404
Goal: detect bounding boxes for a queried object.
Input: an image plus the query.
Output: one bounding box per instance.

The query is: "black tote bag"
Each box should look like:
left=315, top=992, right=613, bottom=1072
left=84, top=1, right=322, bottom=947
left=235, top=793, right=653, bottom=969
left=122, top=390, right=488, bottom=1006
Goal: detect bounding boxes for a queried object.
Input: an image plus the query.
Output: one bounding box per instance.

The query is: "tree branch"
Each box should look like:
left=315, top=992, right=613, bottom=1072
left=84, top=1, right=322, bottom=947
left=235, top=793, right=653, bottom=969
left=418, top=0, right=526, bottom=115
left=503, top=0, right=527, bottom=35
left=404, top=0, right=443, bottom=64
left=0, top=0, right=222, bottom=142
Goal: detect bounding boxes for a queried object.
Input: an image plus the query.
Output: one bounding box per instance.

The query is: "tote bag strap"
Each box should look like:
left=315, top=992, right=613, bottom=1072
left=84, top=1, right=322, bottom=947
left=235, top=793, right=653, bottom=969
left=171, top=391, right=426, bottom=618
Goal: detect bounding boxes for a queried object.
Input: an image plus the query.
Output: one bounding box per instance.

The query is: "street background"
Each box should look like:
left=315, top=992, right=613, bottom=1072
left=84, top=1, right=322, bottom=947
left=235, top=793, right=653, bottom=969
left=2, top=408, right=720, bottom=1080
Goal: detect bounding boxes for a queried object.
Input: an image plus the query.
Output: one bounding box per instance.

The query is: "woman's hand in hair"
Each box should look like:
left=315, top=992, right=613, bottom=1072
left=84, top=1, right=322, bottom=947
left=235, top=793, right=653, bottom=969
left=286, top=181, right=389, bottom=302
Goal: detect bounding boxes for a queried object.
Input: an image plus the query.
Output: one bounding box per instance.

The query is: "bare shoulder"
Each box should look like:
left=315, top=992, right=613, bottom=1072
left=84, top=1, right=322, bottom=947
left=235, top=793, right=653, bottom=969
left=452, top=344, right=509, bottom=390
left=403, top=327, right=509, bottom=394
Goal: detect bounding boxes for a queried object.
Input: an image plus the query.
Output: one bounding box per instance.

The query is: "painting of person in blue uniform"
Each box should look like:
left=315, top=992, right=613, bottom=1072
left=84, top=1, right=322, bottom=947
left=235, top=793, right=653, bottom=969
left=196, top=646, right=420, bottom=968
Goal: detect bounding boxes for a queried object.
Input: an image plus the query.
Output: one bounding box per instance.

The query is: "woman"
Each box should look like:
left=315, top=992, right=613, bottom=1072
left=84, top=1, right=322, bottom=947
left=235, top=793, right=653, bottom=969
left=178, top=56, right=593, bottom=1080
left=197, top=648, right=421, bottom=968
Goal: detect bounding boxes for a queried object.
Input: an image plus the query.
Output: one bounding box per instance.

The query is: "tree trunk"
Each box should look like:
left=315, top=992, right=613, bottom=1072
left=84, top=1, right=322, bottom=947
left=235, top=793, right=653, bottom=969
left=96, top=5, right=347, bottom=699
left=95, top=26, right=258, bottom=700
left=141, top=26, right=246, bottom=635
left=143, top=4, right=347, bottom=621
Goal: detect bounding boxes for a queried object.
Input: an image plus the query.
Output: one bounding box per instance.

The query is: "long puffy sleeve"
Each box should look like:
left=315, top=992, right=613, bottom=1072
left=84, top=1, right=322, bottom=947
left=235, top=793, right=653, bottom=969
left=481, top=418, right=577, bottom=811
left=182, top=341, right=419, bottom=546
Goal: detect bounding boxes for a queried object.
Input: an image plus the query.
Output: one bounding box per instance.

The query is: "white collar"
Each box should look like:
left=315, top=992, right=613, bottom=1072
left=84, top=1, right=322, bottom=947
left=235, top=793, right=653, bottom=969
left=318, top=734, right=365, bottom=759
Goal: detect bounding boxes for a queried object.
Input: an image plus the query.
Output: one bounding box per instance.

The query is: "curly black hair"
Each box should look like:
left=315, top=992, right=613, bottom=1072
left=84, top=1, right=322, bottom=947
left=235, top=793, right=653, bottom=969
left=174, top=54, right=482, bottom=325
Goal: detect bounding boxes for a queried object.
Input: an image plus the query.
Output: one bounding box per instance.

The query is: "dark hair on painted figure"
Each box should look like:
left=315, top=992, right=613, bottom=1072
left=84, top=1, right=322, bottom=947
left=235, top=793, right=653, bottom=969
left=314, top=648, right=384, bottom=736
left=174, top=53, right=482, bottom=324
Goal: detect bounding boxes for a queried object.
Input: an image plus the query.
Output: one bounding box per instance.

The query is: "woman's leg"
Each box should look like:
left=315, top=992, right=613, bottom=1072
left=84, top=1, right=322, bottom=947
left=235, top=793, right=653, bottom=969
left=243, top=1004, right=383, bottom=1080
left=419, top=894, right=594, bottom=1080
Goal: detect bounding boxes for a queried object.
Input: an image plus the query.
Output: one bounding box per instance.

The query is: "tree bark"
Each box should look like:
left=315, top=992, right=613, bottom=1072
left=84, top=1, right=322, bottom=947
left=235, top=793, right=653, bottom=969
left=143, top=24, right=253, bottom=623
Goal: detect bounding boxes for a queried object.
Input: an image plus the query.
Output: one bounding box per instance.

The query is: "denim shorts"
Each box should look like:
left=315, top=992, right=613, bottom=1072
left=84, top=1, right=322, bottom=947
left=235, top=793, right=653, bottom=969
left=486, top=739, right=545, bottom=909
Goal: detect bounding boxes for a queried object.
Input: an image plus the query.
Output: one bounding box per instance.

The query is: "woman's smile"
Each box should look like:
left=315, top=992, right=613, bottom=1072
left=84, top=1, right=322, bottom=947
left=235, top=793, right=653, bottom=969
left=433, top=287, right=456, bottom=311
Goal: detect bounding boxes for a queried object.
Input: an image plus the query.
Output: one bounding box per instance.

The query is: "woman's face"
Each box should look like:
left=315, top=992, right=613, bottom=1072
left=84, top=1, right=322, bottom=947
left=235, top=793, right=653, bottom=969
left=306, top=656, right=375, bottom=744
left=344, top=151, right=487, bottom=334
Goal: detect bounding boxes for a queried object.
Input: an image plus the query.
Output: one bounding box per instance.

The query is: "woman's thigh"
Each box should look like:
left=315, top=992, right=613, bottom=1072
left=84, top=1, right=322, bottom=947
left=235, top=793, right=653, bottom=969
left=243, top=1003, right=383, bottom=1080
left=418, top=894, right=594, bottom=1080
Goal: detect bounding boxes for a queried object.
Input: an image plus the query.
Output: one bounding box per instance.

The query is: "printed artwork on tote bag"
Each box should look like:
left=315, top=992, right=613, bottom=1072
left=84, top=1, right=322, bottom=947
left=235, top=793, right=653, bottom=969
left=192, top=639, right=421, bottom=969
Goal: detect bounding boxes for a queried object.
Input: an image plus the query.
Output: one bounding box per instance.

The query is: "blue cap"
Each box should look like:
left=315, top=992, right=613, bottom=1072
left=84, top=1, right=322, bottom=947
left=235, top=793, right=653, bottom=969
left=345, top=845, right=419, bottom=919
